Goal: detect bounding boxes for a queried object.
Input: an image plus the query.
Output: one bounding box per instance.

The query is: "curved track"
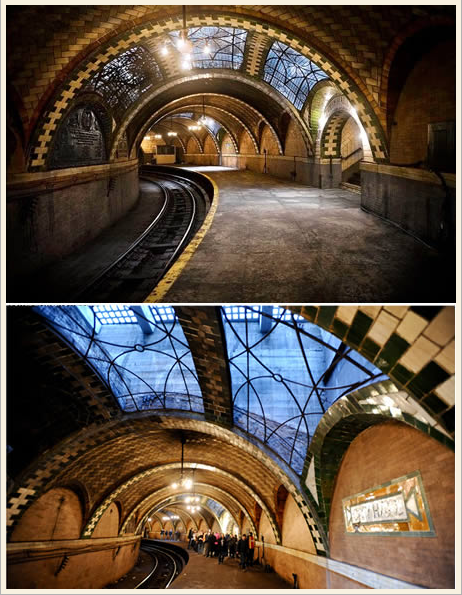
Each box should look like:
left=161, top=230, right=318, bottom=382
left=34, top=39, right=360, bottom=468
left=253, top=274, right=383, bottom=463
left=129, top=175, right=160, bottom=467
left=135, top=540, right=188, bottom=589
left=77, top=170, right=210, bottom=302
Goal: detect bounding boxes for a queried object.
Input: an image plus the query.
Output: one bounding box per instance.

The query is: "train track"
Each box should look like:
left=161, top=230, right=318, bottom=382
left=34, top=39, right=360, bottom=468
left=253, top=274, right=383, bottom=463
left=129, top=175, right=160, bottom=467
left=77, top=170, right=210, bottom=302
left=135, top=540, right=188, bottom=589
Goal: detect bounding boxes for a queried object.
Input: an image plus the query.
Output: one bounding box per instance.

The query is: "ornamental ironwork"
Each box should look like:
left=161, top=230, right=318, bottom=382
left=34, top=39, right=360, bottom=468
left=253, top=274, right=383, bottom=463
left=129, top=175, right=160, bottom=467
left=84, top=46, right=163, bottom=121
left=221, top=306, right=387, bottom=474
left=34, top=305, right=203, bottom=414
left=169, top=27, right=247, bottom=69
left=263, top=41, right=328, bottom=110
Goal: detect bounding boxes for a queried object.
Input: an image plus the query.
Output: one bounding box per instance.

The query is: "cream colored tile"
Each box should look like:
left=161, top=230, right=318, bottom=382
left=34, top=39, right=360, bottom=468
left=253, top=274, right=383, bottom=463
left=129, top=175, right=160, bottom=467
left=396, top=311, right=428, bottom=344
left=434, top=340, right=455, bottom=374
left=435, top=375, right=455, bottom=407
left=368, top=310, right=399, bottom=347
left=359, top=306, right=381, bottom=319
left=399, top=336, right=441, bottom=373
left=336, top=306, right=358, bottom=325
left=383, top=305, right=409, bottom=319
left=423, top=307, right=455, bottom=346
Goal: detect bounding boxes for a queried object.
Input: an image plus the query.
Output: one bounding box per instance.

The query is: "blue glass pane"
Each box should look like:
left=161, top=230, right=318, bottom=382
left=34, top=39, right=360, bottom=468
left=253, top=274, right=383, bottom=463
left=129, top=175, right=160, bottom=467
left=263, top=41, right=328, bottom=110
left=222, top=306, right=387, bottom=474
left=33, top=305, right=203, bottom=414
left=169, top=27, right=247, bottom=69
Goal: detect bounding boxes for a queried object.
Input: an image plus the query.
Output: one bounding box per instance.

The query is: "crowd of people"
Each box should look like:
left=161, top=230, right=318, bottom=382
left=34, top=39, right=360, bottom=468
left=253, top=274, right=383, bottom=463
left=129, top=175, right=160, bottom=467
left=187, top=529, right=256, bottom=570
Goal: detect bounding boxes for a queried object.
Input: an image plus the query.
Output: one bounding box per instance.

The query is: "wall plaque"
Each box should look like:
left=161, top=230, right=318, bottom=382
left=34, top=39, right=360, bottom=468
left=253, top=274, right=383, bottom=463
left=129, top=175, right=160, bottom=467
left=342, top=471, right=435, bottom=536
left=50, top=106, right=106, bottom=168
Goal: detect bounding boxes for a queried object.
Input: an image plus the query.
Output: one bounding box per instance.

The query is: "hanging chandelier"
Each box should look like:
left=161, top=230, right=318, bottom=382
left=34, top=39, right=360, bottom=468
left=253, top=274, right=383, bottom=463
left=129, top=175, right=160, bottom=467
left=198, top=95, right=209, bottom=127
left=171, top=434, right=193, bottom=489
left=160, top=6, right=212, bottom=70
left=185, top=495, right=200, bottom=513
left=167, top=115, right=178, bottom=138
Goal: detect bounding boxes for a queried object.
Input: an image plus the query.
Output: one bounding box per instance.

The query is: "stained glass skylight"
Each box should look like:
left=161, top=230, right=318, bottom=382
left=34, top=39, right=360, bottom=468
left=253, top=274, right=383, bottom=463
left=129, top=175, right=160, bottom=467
left=222, top=306, right=387, bottom=474
left=169, top=27, right=247, bottom=69
left=34, top=305, right=203, bottom=414
left=263, top=41, right=328, bottom=110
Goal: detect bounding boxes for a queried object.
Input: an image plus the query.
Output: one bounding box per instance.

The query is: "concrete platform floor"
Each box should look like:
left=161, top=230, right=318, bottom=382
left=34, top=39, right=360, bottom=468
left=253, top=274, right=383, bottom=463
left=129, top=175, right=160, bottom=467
left=172, top=544, right=291, bottom=590
left=162, top=169, right=454, bottom=303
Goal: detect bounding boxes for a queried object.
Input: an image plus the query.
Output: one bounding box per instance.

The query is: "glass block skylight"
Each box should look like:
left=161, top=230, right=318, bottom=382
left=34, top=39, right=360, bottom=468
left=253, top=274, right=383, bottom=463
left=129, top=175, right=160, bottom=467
left=222, top=306, right=387, bottom=474
left=263, top=41, right=328, bottom=110
left=34, top=305, right=203, bottom=414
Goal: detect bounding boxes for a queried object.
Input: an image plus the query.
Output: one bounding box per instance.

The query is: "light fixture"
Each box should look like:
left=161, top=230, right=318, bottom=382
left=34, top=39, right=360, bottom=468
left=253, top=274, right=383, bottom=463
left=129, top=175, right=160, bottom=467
left=167, top=115, right=178, bottom=138
left=154, top=134, right=162, bottom=140
left=171, top=434, right=193, bottom=489
left=144, top=135, right=151, bottom=141
left=199, top=95, right=209, bottom=127
left=188, top=124, right=201, bottom=131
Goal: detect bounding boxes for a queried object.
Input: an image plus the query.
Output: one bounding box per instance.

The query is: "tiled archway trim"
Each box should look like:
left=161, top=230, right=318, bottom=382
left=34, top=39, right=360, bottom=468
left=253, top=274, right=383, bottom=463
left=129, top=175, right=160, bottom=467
left=82, top=462, right=274, bottom=541
left=28, top=14, right=387, bottom=170
left=290, top=306, right=455, bottom=437
left=6, top=412, right=327, bottom=553
left=133, top=492, right=226, bottom=536
left=131, top=485, right=249, bottom=536
left=127, top=85, right=282, bottom=159
left=320, top=110, right=351, bottom=158
left=132, top=95, right=260, bottom=159
left=301, top=380, right=454, bottom=536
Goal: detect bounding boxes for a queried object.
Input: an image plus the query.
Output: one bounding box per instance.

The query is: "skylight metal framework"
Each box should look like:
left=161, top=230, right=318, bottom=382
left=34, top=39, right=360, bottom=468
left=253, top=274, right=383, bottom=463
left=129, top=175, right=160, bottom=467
left=86, top=46, right=163, bottom=120
left=263, top=41, right=328, bottom=110
left=169, top=27, right=247, bottom=69
left=221, top=306, right=387, bottom=474
left=34, top=305, right=203, bottom=414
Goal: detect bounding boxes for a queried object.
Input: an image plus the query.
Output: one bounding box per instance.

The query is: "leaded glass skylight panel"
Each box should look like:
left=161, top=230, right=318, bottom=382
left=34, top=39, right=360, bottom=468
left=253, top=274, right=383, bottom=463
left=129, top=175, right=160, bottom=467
left=86, top=46, right=162, bottom=120
left=169, top=27, right=247, bottom=69
left=263, top=41, right=328, bottom=110
left=222, top=306, right=387, bottom=474
left=34, top=305, right=203, bottom=414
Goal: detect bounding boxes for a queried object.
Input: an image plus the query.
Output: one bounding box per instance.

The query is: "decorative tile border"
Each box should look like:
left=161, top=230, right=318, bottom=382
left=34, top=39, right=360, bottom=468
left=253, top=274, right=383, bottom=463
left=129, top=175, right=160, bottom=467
left=28, top=14, right=388, bottom=170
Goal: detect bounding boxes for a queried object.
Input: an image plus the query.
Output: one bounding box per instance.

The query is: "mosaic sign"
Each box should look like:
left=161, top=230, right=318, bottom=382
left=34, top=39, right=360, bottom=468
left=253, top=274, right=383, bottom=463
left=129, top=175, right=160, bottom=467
left=342, top=471, right=435, bottom=536
left=50, top=106, right=106, bottom=168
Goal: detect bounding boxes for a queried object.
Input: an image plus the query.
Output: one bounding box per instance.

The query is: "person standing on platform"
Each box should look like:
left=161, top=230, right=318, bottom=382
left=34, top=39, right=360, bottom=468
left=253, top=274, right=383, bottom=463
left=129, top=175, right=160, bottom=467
left=237, top=534, right=249, bottom=571
left=206, top=531, right=215, bottom=557
left=203, top=530, right=211, bottom=557
left=217, top=534, right=227, bottom=564
left=187, top=528, right=193, bottom=549
left=228, top=535, right=237, bottom=558
left=247, top=532, right=255, bottom=566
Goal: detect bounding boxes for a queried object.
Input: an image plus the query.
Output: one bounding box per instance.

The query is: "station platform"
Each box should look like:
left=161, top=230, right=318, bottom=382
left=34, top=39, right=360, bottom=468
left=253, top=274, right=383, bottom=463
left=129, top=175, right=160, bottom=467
left=107, top=540, right=290, bottom=590
left=155, top=169, right=453, bottom=303
left=16, top=168, right=452, bottom=303
left=172, top=543, right=291, bottom=590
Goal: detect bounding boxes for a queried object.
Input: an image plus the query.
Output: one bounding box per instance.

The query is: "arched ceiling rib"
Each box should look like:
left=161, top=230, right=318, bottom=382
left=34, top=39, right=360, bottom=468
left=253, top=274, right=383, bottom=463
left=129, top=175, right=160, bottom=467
left=125, top=81, right=292, bottom=158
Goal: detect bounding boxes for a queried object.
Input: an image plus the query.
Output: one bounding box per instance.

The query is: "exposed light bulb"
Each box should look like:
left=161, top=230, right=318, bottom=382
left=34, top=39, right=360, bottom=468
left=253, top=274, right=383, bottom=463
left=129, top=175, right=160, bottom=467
left=181, top=59, right=192, bottom=70
left=203, top=43, right=211, bottom=55
left=172, top=482, right=178, bottom=489
left=161, top=45, right=168, bottom=56
left=177, top=37, right=185, bottom=50
left=184, top=478, right=193, bottom=489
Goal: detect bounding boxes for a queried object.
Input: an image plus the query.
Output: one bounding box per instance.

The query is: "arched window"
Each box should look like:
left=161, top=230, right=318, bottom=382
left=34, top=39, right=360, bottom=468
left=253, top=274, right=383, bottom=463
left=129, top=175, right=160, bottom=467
left=169, top=27, right=247, bottom=69
left=34, top=305, right=203, bottom=414
left=85, top=46, right=163, bottom=121
left=222, top=306, right=387, bottom=474
left=263, top=41, right=328, bottom=110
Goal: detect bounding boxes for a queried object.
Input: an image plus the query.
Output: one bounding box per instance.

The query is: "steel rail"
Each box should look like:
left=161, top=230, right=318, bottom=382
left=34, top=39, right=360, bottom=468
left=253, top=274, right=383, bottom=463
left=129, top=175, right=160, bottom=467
left=77, top=173, right=205, bottom=301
